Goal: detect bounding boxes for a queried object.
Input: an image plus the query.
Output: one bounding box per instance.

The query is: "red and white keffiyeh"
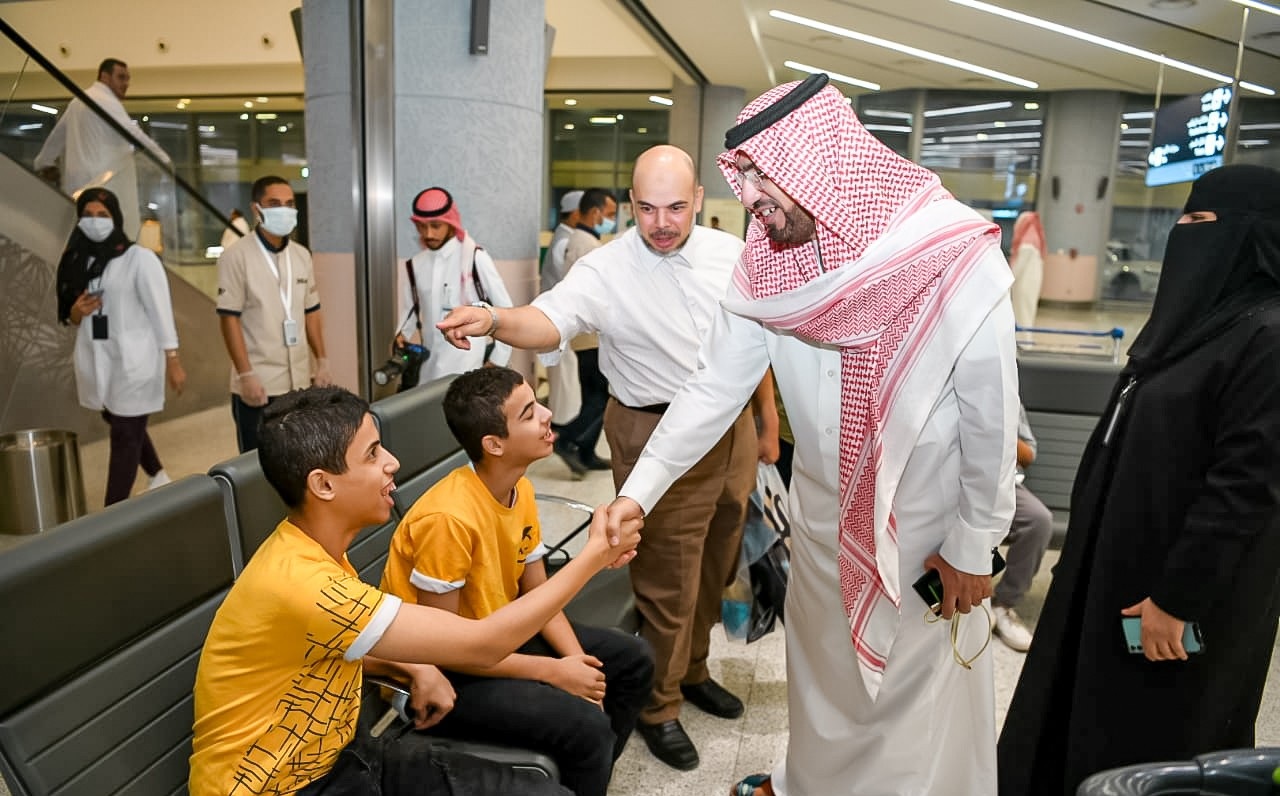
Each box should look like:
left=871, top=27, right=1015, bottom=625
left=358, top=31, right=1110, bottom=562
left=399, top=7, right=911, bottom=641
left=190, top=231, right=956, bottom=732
left=1010, top=211, right=1047, bottom=261
left=717, top=81, right=1011, bottom=698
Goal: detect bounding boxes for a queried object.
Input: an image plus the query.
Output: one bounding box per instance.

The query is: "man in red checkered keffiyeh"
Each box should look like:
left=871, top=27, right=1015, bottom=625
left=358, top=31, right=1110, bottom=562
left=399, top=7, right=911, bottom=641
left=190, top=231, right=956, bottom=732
left=612, top=73, right=1018, bottom=796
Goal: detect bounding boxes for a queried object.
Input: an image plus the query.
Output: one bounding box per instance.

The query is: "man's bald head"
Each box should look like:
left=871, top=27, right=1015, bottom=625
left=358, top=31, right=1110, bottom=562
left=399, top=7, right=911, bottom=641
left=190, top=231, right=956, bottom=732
left=629, top=145, right=704, bottom=255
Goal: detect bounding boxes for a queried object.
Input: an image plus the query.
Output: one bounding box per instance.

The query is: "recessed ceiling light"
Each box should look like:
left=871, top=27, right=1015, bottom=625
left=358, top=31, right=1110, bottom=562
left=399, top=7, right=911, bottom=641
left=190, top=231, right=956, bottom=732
left=564, top=98, right=577, bottom=106
left=589, top=116, right=617, bottom=125
left=638, top=127, right=649, bottom=133
left=949, top=0, right=1275, bottom=95
left=648, top=95, right=674, bottom=106
left=1024, top=101, right=1040, bottom=110
left=244, top=101, right=254, bottom=108
left=256, top=96, right=269, bottom=103
left=770, top=9, right=1038, bottom=88
left=563, top=123, right=575, bottom=130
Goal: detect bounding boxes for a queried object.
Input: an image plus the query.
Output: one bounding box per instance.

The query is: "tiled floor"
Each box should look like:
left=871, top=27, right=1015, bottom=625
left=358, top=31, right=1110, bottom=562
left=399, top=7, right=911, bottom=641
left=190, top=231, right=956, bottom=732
left=5, top=299, right=1280, bottom=795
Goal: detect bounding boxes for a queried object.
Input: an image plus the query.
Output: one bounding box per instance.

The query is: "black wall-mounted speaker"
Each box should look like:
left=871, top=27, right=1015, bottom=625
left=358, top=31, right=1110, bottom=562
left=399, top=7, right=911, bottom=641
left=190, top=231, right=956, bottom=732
left=471, top=0, right=490, bottom=55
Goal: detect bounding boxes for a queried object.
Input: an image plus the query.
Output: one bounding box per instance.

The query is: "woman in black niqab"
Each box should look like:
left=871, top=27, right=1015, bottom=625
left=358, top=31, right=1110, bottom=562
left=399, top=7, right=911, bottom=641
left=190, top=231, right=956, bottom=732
left=999, top=164, right=1280, bottom=796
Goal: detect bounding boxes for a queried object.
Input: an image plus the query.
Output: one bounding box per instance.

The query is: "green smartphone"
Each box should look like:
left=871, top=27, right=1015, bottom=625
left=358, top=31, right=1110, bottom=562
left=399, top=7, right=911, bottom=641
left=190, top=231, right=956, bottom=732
left=1121, top=616, right=1203, bottom=655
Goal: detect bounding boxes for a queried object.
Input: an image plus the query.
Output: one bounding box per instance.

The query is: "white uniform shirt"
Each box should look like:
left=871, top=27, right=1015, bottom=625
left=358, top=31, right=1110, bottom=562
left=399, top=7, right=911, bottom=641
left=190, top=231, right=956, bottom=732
left=532, top=225, right=744, bottom=407
left=35, top=81, right=171, bottom=236
left=396, top=236, right=514, bottom=383
left=541, top=223, right=574, bottom=292
left=73, top=244, right=179, bottom=416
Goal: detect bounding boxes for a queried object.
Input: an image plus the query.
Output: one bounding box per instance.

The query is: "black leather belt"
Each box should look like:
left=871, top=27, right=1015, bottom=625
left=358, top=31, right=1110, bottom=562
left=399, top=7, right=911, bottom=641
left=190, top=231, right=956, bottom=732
left=622, top=401, right=669, bottom=415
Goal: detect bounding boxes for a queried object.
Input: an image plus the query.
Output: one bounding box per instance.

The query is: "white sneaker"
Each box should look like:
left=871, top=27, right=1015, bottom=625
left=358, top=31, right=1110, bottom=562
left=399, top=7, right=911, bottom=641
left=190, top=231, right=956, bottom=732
left=992, top=605, right=1033, bottom=652
left=147, top=470, right=172, bottom=490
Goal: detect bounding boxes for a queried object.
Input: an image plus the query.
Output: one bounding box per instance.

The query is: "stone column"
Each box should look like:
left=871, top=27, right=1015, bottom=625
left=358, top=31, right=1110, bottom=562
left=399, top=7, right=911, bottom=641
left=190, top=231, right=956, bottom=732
left=1038, top=90, right=1125, bottom=303
left=305, top=0, right=546, bottom=391
left=670, top=83, right=747, bottom=233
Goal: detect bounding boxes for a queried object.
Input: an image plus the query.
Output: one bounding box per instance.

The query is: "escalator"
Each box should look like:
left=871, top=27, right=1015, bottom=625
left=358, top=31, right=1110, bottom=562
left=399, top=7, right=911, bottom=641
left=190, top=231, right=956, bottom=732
left=0, top=19, right=246, bottom=442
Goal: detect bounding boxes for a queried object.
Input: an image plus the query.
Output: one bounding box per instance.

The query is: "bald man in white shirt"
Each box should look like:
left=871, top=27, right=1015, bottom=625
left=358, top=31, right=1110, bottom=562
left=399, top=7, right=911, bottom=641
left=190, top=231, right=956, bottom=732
left=438, top=145, right=762, bottom=772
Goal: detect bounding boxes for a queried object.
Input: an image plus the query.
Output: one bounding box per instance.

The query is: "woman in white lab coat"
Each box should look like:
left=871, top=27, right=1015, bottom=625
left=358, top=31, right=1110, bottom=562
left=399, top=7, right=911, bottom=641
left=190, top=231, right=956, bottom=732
left=56, top=187, right=185, bottom=505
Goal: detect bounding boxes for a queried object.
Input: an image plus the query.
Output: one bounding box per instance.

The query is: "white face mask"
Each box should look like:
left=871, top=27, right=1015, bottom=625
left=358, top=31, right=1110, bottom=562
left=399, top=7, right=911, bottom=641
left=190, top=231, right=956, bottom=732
left=256, top=204, right=298, bottom=237
left=78, top=216, right=114, bottom=243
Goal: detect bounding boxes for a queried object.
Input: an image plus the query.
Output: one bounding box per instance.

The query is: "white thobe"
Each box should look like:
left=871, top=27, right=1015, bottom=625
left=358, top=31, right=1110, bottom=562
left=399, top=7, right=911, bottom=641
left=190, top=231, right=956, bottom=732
left=1009, top=243, right=1044, bottom=328
left=396, top=236, right=514, bottom=383
left=621, top=282, right=1018, bottom=796
left=35, top=81, right=171, bottom=237
left=73, top=244, right=179, bottom=417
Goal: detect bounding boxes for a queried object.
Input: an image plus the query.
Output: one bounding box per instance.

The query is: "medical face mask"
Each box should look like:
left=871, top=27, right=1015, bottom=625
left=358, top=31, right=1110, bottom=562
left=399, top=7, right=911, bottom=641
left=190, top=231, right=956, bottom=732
left=78, top=216, right=115, bottom=243
left=594, top=217, right=616, bottom=237
left=257, top=204, right=298, bottom=237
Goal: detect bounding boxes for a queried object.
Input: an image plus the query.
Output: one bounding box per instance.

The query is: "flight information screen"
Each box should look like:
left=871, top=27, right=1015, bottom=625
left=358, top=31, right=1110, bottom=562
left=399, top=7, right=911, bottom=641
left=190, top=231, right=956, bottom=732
left=1145, top=86, right=1232, bottom=188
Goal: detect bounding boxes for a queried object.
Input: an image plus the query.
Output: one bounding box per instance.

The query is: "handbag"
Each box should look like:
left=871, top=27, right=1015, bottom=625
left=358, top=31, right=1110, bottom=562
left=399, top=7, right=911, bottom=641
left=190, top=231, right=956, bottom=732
left=722, top=463, right=792, bottom=643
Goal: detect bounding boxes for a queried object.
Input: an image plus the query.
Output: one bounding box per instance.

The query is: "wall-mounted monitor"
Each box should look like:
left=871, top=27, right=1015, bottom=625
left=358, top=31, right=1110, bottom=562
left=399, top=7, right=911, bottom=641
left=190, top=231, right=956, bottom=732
left=1145, top=85, right=1232, bottom=188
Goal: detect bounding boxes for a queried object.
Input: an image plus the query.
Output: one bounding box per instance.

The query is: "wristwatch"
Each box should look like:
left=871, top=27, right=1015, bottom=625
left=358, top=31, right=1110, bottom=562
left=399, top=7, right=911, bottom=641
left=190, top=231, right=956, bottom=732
left=471, top=301, right=499, bottom=337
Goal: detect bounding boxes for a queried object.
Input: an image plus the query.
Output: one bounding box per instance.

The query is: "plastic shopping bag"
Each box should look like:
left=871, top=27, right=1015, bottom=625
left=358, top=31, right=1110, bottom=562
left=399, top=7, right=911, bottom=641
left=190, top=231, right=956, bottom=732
left=722, top=464, right=791, bottom=643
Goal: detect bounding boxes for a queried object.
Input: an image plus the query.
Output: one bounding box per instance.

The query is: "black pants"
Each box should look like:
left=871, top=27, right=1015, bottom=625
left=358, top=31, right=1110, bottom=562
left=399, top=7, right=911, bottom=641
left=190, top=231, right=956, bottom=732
left=426, top=623, right=654, bottom=796
left=230, top=393, right=279, bottom=453
left=101, top=410, right=162, bottom=506
left=559, top=348, right=608, bottom=459
left=297, top=695, right=571, bottom=796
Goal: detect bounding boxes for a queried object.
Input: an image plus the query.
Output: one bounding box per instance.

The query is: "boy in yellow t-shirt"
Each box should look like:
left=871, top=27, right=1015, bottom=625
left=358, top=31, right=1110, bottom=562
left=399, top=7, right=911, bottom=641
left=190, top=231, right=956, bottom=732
left=189, top=385, right=641, bottom=796
left=382, top=367, right=654, bottom=796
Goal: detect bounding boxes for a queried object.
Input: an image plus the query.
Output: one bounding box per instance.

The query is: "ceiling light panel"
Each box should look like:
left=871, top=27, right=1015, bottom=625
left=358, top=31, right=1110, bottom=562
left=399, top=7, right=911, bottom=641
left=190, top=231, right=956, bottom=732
left=769, top=9, right=1039, bottom=89
left=785, top=60, right=881, bottom=91
left=948, top=0, right=1275, bottom=95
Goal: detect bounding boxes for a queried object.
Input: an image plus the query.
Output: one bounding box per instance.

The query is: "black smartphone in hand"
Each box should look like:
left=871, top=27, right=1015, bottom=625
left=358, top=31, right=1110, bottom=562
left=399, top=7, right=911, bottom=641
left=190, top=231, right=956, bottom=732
left=912, top=548, right=1006, bottom=616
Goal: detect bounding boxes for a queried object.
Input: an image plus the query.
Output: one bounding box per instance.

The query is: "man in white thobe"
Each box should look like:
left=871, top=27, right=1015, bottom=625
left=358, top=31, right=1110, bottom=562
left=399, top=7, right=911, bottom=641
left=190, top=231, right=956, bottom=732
left=35, top=58, right=172, bottom=237
left=607, top=74, right=1018, bottom=796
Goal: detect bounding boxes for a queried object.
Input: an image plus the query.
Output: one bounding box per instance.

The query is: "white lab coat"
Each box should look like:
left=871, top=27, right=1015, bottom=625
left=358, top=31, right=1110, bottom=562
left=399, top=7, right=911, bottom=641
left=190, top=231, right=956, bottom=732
left=73, top=244, right=179, bottom=417
left=35, top=81, right=172, bottom=237
left=396, top=236, right=514, bottom=383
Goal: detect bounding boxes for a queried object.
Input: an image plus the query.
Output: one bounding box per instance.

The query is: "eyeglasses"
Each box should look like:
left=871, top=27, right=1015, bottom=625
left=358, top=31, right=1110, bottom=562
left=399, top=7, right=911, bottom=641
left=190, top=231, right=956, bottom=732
left=737, top=165, right=770, bottom=189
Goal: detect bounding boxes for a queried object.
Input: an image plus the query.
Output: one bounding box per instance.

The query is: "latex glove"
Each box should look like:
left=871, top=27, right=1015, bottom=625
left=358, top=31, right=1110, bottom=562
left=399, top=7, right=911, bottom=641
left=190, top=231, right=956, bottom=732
left=237, top=371, right=269, bottom=407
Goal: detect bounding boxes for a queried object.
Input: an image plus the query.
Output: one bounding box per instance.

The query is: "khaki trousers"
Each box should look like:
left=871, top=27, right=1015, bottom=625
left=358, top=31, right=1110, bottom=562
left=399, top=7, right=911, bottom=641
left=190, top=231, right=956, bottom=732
left=605, top=399, right=757, bottom=724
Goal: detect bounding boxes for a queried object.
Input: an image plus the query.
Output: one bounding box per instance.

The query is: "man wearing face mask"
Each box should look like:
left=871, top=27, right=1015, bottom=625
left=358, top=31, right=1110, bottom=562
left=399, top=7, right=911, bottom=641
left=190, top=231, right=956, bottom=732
left=216, top=175, right=331, bottom=452
left=392, top=187, right=515, bottom=387
left=552, top=188, right=618, bottom=475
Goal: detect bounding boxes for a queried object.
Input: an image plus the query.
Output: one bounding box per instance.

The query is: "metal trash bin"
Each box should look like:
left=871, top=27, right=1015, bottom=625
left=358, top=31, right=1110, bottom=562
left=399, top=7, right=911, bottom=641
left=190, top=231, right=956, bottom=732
left=0, top=429, right=87, bottom=534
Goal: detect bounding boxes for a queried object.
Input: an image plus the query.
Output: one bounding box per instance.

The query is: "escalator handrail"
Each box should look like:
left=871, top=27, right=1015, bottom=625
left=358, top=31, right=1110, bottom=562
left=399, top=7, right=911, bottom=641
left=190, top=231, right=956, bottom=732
left=0, top=17, right=242, bottom=238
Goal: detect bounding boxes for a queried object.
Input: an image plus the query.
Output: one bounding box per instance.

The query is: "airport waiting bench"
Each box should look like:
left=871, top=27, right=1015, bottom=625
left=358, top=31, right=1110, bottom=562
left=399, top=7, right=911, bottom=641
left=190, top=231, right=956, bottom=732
left=0, top=375, right=643, bottom=794
left=0, top=475, right=233, bottom=796
left=1017, top=355, right=1122, bottom=540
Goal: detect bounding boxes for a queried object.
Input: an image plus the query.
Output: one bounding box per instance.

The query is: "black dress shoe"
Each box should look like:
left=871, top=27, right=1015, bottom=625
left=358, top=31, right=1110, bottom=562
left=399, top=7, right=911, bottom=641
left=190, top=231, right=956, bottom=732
left=680, top=678, right=745, bottom=719
left=636, top=719, right=699, bottom=771
left=553, top=439, right=587, bottom=477
left=578, top=453, right=612, bottom=471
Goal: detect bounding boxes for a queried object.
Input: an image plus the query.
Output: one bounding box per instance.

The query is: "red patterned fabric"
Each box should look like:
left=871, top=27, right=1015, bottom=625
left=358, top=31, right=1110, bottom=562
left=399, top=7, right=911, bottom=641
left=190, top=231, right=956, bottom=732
left=717, top=81, right=1001, bottom=689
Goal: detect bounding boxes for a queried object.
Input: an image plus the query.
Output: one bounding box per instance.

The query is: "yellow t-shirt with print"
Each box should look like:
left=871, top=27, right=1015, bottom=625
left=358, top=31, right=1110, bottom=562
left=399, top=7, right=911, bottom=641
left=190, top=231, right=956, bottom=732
left=189, top=519, right=402, bottom=796
left=381, top=465, right=546, bottom=618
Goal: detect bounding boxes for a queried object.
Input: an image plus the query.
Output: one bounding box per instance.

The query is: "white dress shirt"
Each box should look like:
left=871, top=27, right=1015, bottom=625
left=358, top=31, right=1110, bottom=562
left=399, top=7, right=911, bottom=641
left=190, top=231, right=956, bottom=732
left=541, top=222, right=574, bottom=292
left=532, top=225, right=744, bottom=408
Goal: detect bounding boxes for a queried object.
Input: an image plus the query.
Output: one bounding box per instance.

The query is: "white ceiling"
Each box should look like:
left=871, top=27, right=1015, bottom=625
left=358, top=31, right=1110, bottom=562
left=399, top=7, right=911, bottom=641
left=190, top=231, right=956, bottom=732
left=552, top=0, right=1280, bottom=101
left=2, top=0, right=1276, bottom=104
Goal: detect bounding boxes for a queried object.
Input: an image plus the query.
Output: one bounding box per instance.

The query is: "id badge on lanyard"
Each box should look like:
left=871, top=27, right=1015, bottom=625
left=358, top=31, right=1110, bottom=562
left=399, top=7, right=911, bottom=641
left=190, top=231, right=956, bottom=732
left=256, top=238, right=298, bottom=347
